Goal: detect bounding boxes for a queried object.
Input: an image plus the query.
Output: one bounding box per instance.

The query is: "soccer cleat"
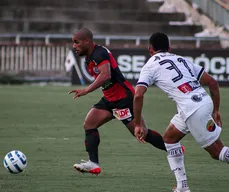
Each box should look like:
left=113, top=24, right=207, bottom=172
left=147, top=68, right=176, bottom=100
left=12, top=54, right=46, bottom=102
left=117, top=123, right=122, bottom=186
left=173, top=187, right=191, bottom=192
left=74, top=160, right=101, bottom=175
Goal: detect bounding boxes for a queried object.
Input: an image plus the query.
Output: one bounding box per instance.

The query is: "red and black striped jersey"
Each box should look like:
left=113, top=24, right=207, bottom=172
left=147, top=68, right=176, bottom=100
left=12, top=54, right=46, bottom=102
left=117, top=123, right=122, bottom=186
left=85, top=44, right=135, bottom=102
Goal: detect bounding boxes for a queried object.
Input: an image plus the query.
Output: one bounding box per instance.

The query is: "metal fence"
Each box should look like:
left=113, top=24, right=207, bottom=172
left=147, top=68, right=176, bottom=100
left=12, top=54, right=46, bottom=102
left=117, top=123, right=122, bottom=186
left=0, top=45, right=68, bottom=72
left=1, top=33, right=229, bottom=48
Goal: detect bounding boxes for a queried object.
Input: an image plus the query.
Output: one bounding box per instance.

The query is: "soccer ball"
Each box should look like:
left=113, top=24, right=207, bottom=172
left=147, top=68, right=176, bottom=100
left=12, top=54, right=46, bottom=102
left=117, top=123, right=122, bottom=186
left=3, top=150, right=27, bottom=174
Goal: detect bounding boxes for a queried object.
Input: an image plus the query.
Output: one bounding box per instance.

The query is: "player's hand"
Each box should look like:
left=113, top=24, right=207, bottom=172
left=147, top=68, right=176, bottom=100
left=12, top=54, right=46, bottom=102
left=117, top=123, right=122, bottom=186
left=134, top=125, right=146, bottom=143
left=212, top=110, right=222, bottom=127
left=68, top=89, right=88, bottom=99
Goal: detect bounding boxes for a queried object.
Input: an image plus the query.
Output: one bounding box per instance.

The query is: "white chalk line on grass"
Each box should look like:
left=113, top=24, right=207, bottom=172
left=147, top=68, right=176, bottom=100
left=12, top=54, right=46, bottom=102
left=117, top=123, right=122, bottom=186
left=35, top=137, right=70, bottom=140
left=35, top=137, right=197, bottom=145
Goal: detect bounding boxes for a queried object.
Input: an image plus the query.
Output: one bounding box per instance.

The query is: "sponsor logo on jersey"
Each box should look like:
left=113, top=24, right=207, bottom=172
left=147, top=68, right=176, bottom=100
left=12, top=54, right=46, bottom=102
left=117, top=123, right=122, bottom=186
left=191, top=94, right=202, bottom=102
left=178, top=80, right=201, bottom=93
left=206, top=119, right=216, bottom=132
left=112, top=108, right=132, bottom=121
left=93, top=67, right=99, bottom=74
left=191, top=92, right=207, bottom=102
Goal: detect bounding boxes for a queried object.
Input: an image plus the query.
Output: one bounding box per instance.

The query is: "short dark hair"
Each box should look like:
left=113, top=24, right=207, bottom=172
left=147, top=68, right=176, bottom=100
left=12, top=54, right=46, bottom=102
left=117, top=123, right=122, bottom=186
left=149, top=32, right=170, bottom=52
left=74, top=28, right=93, bottom=40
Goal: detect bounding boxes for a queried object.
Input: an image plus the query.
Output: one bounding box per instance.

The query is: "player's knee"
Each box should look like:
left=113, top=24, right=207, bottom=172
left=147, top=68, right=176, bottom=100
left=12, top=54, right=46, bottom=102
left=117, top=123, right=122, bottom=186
left=83, top=120, right=99, bottom=130
left=163, top=135, right=169, bottom=143
left=83, top=121, right=90, bottom=130
left=163, top=135, right=174, bottom=143
left=205, top=140, right=224, bottom=160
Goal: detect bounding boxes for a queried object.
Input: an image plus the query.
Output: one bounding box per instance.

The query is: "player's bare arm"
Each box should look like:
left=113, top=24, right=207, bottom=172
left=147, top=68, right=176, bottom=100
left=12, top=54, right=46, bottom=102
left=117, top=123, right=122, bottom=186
left=69, top=62, right=111, bottom=99
left=133, top=86, right=148, bottom=143
left=85, top=62, right=111, bottom=93
left=200, top=72, right=222, bottom=126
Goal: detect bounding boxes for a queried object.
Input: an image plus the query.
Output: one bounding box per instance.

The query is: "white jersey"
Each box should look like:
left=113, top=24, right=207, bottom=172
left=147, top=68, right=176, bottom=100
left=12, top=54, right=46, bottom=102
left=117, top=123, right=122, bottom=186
left=137, top=52, right=213, bottom=121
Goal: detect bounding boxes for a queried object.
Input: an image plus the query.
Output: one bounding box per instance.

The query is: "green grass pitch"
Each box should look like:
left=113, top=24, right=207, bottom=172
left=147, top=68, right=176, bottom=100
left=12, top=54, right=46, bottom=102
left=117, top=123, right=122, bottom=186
left=0, top=85, right=228, bottom=192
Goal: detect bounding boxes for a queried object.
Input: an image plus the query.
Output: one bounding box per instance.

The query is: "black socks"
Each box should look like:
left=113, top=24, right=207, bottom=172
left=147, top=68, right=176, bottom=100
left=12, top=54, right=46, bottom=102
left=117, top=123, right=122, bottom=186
left=84, top=128, right=165, bottom=165
left=145, top=129, right=166, bottom=151
left=85, top=129, right=100, bottom=163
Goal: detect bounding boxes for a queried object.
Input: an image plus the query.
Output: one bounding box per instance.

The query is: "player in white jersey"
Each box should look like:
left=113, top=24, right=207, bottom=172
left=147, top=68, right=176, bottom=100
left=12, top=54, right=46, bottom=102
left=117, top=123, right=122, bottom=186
left=133, top=32, right=229, bottom=192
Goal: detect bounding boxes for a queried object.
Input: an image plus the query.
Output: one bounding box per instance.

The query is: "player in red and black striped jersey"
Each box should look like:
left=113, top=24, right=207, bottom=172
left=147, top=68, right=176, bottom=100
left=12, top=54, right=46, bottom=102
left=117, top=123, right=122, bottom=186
left=68, top=28, right=166, bottom=175
left=84, top=44, right=135, bottom=102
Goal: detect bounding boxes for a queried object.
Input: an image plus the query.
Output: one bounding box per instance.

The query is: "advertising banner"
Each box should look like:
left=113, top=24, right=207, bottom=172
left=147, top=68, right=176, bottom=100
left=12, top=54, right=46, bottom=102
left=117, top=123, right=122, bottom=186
left=67, top=49, right=229, bottom=86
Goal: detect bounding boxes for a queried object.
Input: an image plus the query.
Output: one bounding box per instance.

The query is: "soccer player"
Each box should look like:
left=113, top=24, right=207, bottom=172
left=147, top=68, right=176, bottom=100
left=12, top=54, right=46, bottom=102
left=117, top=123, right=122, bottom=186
left=133, top=32, right=229, bottom=192
left=68, top=28, right=166, bottom=175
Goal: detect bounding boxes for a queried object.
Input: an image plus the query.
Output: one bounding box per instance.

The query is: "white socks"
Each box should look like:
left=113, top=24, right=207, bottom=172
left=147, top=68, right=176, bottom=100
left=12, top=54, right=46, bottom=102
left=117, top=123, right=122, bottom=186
left=165, top=143, right=229, bottom=190
left=165, top=142, right=188, bottom=189
left=219, top=146, right=229, bottom=163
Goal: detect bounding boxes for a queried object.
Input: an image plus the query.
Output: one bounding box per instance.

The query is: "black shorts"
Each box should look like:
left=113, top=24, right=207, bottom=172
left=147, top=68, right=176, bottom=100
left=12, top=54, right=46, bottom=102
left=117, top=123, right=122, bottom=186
left=93, top=96, right=134, bottom=125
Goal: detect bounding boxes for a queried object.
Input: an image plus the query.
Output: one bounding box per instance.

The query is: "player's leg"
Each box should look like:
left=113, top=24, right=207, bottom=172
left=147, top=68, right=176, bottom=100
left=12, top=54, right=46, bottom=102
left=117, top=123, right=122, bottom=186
left=125, top=117, right=166, bottom=151
left=112, top=96, right=166, bottom=151
left=74, top=98, right=113, bottom=174
left=83, top=107, right=113, bottom=164
left=204, top=138, right=228, bottom=161
left=186, top=103, right=229, bottom=163
left=163, top=115, right=190, bottom=192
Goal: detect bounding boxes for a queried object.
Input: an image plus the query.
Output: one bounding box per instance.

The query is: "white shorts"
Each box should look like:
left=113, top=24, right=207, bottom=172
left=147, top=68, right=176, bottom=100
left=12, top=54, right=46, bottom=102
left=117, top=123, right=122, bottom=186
left=170, top=103, right=222, bottom=148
